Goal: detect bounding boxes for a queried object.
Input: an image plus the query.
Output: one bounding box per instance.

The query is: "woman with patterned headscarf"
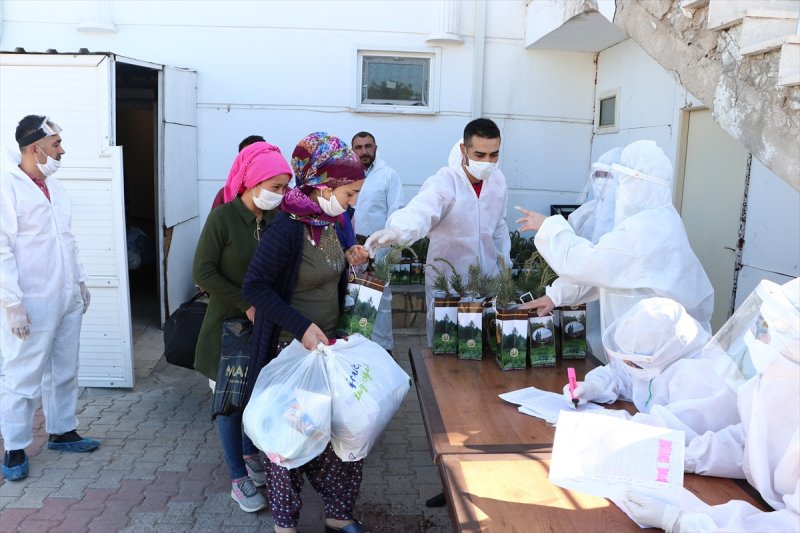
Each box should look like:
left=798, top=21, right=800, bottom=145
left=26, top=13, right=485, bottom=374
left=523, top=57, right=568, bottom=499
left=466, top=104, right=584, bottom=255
left=193, top=141, right=293, bottom=514
left=242, top=133, right=370, bottom=533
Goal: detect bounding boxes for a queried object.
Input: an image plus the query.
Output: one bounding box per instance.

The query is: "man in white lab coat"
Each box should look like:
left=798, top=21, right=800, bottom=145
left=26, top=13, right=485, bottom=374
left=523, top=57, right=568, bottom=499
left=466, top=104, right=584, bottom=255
left=1, top=115, right=100, bottom=482
left=366, top=118, right=511, bottom=345
left=351, top=132, right=403, bottom=352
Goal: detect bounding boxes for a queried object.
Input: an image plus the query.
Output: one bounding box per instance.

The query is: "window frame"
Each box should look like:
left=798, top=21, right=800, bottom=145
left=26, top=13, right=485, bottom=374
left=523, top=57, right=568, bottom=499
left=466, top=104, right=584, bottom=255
left=594, top=89, right=620, bottom=134
left=354, top=47, right=440, bottom=115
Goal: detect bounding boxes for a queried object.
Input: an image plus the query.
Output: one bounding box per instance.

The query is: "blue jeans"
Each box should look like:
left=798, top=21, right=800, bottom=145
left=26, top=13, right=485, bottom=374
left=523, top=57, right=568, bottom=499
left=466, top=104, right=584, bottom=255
left=216, top=410, right=257, bottom=480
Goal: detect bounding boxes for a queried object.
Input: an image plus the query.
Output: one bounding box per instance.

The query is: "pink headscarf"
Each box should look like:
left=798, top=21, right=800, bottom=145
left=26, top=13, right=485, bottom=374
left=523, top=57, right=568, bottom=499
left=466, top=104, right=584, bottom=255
left=223, top=141, right=292, bottom=203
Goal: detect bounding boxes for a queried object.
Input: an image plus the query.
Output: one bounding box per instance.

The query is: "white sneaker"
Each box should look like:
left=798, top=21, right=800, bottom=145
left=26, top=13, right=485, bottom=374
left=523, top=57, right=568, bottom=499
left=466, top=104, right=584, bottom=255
left=244, top=454, right=266, bottom=487
left=231, top=477, right=267, bottom=512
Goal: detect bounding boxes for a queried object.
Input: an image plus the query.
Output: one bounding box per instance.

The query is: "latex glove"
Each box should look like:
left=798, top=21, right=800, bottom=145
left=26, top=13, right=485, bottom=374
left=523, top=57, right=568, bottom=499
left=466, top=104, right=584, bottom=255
left=562, top=383, right=587, bottom=408
left=514, top=205, right=548, bottom=233
left=7, top=303, right=31, bottom=340
left=364, top=228, right=402, bottom=257
left=301, top=323, right=328, bottom=351
left=561, top=380, right=603, bottom=405
left=79, top=282, right=91, bottom=314
left=246, top=306, right=256, bottom=322
left=519, top=295, right=555, bottom=316
left=623, top=492, right=682, bottom=531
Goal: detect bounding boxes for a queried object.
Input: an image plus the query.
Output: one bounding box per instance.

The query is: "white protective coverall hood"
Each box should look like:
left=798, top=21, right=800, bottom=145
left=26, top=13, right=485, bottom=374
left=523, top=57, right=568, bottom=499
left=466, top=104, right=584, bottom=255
left=536, top=140, right=714, bottom=361
left=385, top=139, right=511, bottom=343
left=551, top=147, right=622, bottom=360
left=585, top=298, right=740, bottom=441
left=665, top=278, right=800, bottom=533
left=1, top=148, right=87, bottom=449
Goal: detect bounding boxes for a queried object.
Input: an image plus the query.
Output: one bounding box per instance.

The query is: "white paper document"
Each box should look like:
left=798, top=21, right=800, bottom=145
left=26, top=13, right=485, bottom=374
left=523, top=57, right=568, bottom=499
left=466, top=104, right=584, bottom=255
left=499, top=386, right=604, bottom=424
left=549, top=410, right=685, bottom=505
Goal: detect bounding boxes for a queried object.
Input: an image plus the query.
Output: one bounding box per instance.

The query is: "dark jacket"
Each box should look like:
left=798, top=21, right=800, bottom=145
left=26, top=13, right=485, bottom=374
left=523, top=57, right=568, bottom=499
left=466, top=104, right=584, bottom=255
left=241, top=212, right=349, bottom=401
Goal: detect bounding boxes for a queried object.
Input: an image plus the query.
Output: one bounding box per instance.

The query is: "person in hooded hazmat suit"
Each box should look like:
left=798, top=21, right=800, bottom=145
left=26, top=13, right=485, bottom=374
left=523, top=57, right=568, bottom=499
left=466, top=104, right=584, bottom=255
left=515, top=140, right=714, bottom=353
left=542, top=147, right=622, bottom=360
left=565, top=297, right=741, bottom=441
left=1, top=116, right=100, bottom=482
left=365, top=118, right=511, bottom=345
left=622, top=277, right=800, bottom=533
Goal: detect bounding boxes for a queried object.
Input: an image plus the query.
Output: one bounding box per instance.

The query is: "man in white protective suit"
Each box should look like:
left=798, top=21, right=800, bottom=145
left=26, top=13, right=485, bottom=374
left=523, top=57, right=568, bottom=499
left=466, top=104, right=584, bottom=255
left=351, top=131, right=403, bottom=353
left=515, top=140, right=714, bottom=352
left=621, top=278, right=800, bottom=532
left=365, top=118, right=511, bottom=345
left=564, top=297, right=741, bottom=440
left=1, top=115, right=100, bottom=482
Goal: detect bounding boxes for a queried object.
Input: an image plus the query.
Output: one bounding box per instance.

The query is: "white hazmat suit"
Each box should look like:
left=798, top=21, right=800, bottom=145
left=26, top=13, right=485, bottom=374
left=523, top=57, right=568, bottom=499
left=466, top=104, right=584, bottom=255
left=569, top=297, right=741, bottom=442
left=549, top=147, right=622, bottom=359
left=370, top=140, right=511, bottom=343
left=353, top=157, right=403, bottom=351
left=624, top=278, right=800, bottom=532
left=534, top=141, right=714, bottom=357
left=0, top=150, right=87, bottom=450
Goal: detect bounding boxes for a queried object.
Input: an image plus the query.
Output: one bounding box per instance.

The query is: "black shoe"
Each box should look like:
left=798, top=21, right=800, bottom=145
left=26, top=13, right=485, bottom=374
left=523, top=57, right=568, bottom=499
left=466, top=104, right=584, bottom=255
left=48, top=430, right=101, bottom=452
left=3, top=450, right=29, bottom=481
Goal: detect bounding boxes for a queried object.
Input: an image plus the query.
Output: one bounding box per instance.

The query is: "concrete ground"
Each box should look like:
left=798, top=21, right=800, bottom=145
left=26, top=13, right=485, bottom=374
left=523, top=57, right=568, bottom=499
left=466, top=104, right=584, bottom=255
left=0, top=317, right=451, bottom=532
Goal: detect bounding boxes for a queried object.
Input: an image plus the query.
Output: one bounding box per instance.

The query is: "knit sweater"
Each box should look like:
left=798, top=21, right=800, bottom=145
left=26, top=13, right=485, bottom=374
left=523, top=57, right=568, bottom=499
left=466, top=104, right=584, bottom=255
left=241, top=212, right=349, bottom=401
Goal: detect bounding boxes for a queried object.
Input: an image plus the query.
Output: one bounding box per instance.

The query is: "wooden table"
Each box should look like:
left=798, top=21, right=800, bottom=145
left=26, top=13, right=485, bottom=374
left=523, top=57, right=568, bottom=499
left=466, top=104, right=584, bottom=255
left=438, top=453, right=770, bottom=533
left=408, top=347, right=771, bottom=532
left=409, top=347, right=632, bottom=460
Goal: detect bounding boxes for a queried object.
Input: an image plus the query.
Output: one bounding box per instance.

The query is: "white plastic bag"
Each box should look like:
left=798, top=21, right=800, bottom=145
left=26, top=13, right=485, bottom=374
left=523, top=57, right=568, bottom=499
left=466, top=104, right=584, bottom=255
left=324, top=334, right=411, bottom=461
left=243, top=340, right=332, bottom=469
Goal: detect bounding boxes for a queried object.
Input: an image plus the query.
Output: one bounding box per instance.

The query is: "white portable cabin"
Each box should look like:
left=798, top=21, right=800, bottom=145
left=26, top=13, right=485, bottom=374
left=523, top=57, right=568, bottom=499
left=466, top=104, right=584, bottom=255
left=0, top=52, right=198, bottom=388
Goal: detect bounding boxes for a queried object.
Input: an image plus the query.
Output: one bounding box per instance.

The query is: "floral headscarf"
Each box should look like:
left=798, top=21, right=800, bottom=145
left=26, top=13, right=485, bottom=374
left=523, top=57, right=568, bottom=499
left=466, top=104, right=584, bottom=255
left=223, top=141, right=292, bottom=203
left=281, top=132, right=364, bottom=227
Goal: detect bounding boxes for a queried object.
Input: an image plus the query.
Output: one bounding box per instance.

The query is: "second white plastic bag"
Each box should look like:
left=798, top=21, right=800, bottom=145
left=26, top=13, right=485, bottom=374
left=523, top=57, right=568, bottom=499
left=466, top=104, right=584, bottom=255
left=325, top=334, right=412, bottom=461
left=243, top=340, right=332, bottom=469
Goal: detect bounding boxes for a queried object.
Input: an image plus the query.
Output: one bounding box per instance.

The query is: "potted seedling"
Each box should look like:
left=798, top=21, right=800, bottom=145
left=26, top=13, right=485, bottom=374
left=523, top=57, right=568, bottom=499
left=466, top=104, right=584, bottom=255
left=427, top=259, right=458, bottom=355
left=455, top=262, right=485, bottom=360
left=494, top=262, right=528, bottom=370
left=517, top=252, right=559, bottom=367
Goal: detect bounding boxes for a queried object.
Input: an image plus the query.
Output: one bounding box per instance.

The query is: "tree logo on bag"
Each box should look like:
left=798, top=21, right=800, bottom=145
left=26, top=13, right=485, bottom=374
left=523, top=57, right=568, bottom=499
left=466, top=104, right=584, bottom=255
left=510, top=348, right=519, bottom=357
left=441, top=333, right=450, bottom=342
left=467, top=339, right=476, bottom=348
left=359, top=318, right=368, bottom=327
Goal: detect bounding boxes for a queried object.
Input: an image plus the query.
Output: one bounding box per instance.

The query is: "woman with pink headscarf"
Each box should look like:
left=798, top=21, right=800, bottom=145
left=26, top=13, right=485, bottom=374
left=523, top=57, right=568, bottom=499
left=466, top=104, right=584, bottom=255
left=193, top=141, right=292, bottom=514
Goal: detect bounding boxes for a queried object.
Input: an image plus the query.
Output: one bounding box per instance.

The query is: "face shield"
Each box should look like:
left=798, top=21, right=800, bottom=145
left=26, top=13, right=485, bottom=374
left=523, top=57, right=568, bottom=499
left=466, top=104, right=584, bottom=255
left=18, top=117, right=63, bottom=147
left=612, top=163, right=672, bottom=223
left=602, top=297, right=711, bottom=380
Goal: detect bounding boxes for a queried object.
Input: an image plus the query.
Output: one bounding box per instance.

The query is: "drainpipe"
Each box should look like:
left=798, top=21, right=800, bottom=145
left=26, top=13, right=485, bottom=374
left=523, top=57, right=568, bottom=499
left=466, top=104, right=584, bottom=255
left=471, top=0, right=487, bottom=119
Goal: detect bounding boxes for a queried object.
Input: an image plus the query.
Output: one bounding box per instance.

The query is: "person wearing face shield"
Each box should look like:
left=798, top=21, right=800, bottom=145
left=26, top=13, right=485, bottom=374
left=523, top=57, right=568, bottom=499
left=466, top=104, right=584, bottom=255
left=1, top=116, right=100, bottom=482
left=515, top=140, right=714, bottom=360
left=192, top=141, right=294, bottom=513
left=622, top=278, right=800, bottom=533
left=565, top=298, right=741, bottom=439
left=364, top=118, right=511, bottom=345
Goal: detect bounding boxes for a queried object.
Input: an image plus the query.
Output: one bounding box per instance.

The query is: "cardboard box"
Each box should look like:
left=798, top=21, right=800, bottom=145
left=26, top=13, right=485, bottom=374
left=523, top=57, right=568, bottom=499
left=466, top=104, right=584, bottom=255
left=336, top=271, right=385, bottom=340
left=528, top=312, right=556, bottom=367
left=560, top=305, right=587, bottom=359
left=432, top=292, right=459, bottom=355
left=457, top=298, right=484, bottom=360
left=495, top=307, right=528, bottom=370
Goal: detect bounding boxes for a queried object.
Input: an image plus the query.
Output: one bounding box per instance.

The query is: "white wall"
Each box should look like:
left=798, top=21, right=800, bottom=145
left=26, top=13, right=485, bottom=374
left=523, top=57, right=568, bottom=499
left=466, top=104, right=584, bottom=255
left=0, top=0, right=596, bottom=234
left=594, top=38, right=800, bottom=308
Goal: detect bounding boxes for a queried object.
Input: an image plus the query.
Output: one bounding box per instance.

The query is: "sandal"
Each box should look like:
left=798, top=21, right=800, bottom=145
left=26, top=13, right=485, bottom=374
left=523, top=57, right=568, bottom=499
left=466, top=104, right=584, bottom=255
left=324, top=520, right=368, bottom=533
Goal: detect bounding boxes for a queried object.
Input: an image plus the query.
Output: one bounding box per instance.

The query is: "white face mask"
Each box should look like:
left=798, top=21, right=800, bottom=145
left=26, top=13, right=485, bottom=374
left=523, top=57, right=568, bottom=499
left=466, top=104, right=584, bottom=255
left=252, top=186, right=283, bottom=211
left=35, top=147, right=61, bottom=177
left=317, top=191, right=346, bottom=216
left=464, top=158, right=496, bottom=181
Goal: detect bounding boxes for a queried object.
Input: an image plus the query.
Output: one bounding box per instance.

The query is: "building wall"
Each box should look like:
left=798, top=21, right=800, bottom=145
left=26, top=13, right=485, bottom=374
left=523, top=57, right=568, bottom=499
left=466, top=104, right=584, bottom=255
left=0, top=0, right=597, bottom=232
left=594, top=38, right=800, bottom=308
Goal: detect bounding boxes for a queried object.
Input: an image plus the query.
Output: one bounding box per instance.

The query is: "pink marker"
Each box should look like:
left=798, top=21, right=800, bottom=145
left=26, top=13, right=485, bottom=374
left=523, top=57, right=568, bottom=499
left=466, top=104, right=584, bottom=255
left=567, top=367, right=579, bottom=408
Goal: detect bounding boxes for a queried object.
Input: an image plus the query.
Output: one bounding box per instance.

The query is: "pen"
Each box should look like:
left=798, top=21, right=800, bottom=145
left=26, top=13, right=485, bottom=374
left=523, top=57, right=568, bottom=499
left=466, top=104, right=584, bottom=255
left=567, top=367, right=579, bottom=409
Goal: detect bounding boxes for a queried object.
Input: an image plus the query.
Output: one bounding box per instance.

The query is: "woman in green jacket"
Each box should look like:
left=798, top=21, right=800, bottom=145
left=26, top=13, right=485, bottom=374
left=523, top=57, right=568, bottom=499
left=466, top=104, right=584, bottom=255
left=193, top=141, right=291, bottom=513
